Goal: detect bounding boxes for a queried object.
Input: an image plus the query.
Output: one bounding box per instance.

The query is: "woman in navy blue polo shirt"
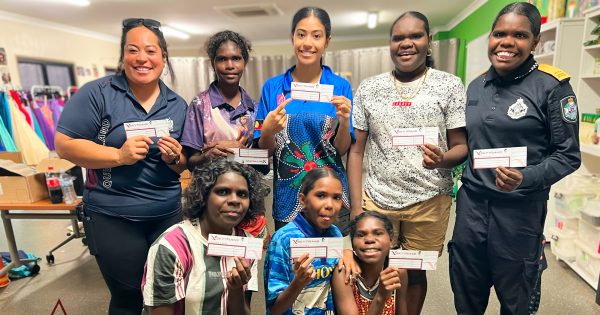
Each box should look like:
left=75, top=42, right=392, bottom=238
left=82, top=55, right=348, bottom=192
left=55, top=19, right=187, bottom=315
left=255, top=6, right=354, bottom=234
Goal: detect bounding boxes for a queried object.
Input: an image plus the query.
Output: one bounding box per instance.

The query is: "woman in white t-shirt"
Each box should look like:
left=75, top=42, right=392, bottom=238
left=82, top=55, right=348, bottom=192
left=346, top=11, right=467, bottom=315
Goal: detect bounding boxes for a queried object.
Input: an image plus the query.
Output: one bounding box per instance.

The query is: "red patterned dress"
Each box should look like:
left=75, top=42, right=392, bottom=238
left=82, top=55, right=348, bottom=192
left=352, top=279, right=396, bottom=314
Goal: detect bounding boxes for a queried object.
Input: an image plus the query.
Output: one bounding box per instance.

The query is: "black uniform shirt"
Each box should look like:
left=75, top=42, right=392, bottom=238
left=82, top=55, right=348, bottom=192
left=461, top=55, right=581, bottom=200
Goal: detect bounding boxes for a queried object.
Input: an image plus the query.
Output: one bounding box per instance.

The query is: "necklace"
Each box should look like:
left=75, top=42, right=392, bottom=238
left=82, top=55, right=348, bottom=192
left=390, top=67, right=428, bottom=106
left=356, top=275, right=380, bottom=298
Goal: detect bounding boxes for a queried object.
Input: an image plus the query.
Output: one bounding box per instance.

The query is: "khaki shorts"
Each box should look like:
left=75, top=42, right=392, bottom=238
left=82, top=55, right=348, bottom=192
left=362, top=192, right=452, bottom=254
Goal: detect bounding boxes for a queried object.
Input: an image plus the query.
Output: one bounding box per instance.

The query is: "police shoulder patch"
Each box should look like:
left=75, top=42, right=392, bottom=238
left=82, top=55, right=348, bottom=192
left=560, top=96, right=578, bottom=123
left=538, top=64, right=570, bottom=82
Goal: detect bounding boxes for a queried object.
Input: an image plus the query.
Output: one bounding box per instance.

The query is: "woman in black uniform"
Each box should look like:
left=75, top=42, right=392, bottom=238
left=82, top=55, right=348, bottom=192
left=448, top=3, right=581, bottom=315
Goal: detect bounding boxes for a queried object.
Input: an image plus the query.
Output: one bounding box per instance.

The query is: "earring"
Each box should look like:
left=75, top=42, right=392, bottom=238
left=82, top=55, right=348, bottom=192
left=162, top=67, right=170, bottom=77
left=427, top=48, right=433, bottom=56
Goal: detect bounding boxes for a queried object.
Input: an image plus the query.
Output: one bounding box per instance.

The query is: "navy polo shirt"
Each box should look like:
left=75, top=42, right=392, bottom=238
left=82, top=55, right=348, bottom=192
left=461, top=56, right=580, bottom=200
left=57, top=74, right=188, bottom=220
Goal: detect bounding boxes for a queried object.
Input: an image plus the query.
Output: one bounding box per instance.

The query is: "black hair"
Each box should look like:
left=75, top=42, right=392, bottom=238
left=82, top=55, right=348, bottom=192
left=349, top=211, right=394, bottom=239
left=299, top=168, right=341, bottom=196
left=390, top=11, right=434, bottom=68
left=117, top=21, right=175, bottom=82
left=205, top=30, right=252, bottom=71
left=491, top=2, right=541, bottom=37
left=291, top=7, right=332, bottom=38
left=183, top=159, right=270, bottom=221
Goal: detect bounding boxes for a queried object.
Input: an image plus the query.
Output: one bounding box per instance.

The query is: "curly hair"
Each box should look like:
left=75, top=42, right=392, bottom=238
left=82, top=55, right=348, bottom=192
left=183, top=159, right=270, bottom=221
left=205, top=30, right=252, bottom=70
left=349, top=211, right=393, bottom=239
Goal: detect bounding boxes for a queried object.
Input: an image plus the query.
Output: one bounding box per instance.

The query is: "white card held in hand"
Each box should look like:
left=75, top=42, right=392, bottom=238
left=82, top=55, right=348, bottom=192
left=290, top=237, right=343, bottom=259
left=472, top=146, right=527, bottom=169
left=124, top=119, right=171, bottom=139
left=388, top=249, right=438, bottom=270
left=290, top=82, right=334, bottom=102
left=207, top=234, right=264, bottom=260
left=227, top=148, right=269, bottom=165
left=391, top=127, right=439, bottom=147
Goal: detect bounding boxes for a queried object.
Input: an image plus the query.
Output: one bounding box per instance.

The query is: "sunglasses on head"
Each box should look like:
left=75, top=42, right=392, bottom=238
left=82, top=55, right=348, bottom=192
left=122, top=18, right=161, bottom=30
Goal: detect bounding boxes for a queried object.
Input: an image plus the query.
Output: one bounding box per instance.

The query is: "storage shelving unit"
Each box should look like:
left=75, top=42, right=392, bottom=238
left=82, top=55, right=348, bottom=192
left=549, top=7, right=600, bottom=293
left=534, top=18, right=584, bottom=91
left=578, top=6, right=600, bottom=172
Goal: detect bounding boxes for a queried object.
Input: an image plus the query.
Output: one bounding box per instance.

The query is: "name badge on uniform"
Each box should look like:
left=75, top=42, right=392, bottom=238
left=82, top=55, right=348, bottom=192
left=507, top=98, right=528, bottom=120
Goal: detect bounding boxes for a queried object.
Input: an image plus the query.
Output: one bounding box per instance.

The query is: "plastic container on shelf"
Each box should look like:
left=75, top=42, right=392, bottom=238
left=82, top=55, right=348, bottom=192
left=580, top=198, right=600, bottom=227
left=575, top=239, right=600, bottom=281
left=578, top=219, right=600, bottom=254
left=59, top=172, right=77, bottom=205
left=553, top=206, right=580, bottom=233
left=553, top=174, right=599, bottom=215
left=550, top=227, right=578, bottom=261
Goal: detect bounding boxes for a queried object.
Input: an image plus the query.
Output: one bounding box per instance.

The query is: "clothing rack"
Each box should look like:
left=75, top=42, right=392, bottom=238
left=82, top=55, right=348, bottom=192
left=67, top=86, right=78, bottom=98
left=30, top=85, right=64, bottom=97
left=0, top=84, right=20, bottom=92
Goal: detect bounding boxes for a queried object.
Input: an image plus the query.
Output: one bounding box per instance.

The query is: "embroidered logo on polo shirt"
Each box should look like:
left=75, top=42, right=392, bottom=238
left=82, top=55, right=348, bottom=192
left=560, top=96, right=578, bottom=123
left=507, top=98, right=528, bottom=119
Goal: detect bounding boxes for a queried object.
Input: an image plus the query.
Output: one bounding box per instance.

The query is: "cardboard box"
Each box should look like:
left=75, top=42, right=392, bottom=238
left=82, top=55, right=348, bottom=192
left=35, top=158, right=76, bottom=173
left=0, top=152, right=23, bottom=164
left=0, top=160, right=48, bottom=203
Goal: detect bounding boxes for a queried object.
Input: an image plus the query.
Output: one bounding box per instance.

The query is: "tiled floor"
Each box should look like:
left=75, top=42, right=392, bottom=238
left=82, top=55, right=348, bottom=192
left=1, top=205, right=599, bottom=314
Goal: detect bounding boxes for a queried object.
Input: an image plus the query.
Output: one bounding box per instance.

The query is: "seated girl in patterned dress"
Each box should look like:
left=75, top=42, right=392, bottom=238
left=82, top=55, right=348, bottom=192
left=141, top=160, right=270, bottom=315
left=332, top=211, right=408, bottom=315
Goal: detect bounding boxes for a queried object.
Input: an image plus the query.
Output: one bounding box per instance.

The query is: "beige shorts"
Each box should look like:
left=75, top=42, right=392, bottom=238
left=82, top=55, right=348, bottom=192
left=362, top=192, right=452, bottom=254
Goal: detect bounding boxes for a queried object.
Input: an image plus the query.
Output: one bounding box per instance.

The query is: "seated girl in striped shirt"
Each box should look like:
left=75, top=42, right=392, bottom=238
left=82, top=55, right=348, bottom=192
left=142, top=159, right=270, bottom=315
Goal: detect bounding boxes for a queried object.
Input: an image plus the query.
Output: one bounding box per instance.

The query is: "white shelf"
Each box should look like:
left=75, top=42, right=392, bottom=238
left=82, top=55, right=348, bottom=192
left=584, top=43, right=600, bottom=51
left=581, top=144, right=600, bottom=157
left=583, top=5, right=600, bottom=17
left=581, top=74, right=600, bottom=79
left=561, top=258, right=599, bottom=290
left=542, top=18, right=584, bottom=32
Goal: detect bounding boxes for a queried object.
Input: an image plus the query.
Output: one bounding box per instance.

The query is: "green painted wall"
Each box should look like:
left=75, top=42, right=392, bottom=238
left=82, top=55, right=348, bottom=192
left=435, top=0, right=515, bottom=81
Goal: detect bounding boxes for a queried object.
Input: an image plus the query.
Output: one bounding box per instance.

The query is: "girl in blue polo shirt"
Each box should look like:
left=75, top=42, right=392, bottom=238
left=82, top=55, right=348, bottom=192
left=255, top=7, right=354, bottom=233
left=265, top=168, right=343, bottom=315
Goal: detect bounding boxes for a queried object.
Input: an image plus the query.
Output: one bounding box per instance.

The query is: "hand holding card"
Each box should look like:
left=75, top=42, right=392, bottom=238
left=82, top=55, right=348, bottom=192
left=207, top=234, right=264, bottom=260
left=290, top=237, right=344, bottom=259
left=118, top=135, right=153, bottom=165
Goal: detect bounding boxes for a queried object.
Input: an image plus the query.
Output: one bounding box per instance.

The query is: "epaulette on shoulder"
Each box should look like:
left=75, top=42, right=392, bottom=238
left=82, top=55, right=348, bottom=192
left=538, top=64, right=570, bottom=82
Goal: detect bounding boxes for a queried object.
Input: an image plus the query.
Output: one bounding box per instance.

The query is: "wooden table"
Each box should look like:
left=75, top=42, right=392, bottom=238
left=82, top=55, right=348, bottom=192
left=0, top=198, right=82, bottom=276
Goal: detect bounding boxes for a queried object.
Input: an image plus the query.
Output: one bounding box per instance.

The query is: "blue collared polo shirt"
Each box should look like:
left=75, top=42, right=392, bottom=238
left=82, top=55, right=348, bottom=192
left=253, top=65, right=355, bottom=228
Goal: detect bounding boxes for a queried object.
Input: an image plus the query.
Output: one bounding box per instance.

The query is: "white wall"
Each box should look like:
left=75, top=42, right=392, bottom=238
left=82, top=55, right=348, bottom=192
left=0, top=14, right=119, bottom=88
